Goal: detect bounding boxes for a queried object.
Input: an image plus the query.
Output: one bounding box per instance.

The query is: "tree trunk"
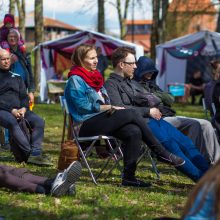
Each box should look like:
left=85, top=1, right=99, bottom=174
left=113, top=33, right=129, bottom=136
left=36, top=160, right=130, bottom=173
left=34, top=0, right=44, bottom=92
left=216, top=1, right=220, bottom=32
left=116, top=0, right=130, bottom=39
left=15, top=0, right=25, bottom=40
left=9, top=0, right=15, bottom=15
left=98, top=0, right=105, bottom=33
left=150, top=0, right=160, bottom=60
left=160, top=0, right=169, bottom=43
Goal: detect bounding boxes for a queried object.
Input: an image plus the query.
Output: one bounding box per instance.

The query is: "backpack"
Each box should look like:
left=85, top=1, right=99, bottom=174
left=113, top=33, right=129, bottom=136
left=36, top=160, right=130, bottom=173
left=9, top=118, right=32, bottom=163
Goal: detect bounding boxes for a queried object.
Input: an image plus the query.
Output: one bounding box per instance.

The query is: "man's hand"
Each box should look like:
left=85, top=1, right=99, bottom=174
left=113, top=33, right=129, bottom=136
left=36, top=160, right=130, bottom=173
left=11, top=108, right=26, bottom=119
left=111, top=106, right=125, bottom=110
left=149, top=107, right=162, bottom=120
left=11, top=108, right=21, bottom=119
left=17, top=107, right=26, bottom=118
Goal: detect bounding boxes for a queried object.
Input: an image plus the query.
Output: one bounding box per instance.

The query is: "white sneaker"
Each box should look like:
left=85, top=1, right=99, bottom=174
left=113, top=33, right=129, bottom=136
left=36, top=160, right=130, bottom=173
left=51, top=161, right=82, bottom=197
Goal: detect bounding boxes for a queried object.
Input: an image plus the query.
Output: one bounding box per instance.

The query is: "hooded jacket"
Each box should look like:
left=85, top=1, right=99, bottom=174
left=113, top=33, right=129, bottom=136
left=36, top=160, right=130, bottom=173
left=134, top=56, right=175, bottom=108
left=0, top=14, right=15, bottom=42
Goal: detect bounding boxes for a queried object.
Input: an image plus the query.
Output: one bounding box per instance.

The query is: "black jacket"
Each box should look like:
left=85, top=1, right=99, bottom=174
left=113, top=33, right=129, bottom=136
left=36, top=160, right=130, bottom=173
left=0, top=69, right=29, bottom=112
left=105, top=73, right=151, bottom=118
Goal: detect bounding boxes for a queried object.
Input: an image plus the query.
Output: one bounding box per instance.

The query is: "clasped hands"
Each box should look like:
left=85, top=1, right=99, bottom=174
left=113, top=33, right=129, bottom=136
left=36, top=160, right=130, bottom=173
left=11, top=107, right=26, bottom=119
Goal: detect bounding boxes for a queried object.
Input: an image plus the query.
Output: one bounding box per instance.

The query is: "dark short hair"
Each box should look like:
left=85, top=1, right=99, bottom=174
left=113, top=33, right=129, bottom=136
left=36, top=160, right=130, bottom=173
left=210, top=60, right=220, bottom=70
left=71, top=44, right=96, bottom=67
left=111, top=47, right=136, bottom=68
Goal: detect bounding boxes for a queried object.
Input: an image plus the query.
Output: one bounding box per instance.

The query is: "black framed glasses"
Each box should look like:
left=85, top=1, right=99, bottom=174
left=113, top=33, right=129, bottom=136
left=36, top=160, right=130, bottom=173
left=123, top=61, right=137, bottom=66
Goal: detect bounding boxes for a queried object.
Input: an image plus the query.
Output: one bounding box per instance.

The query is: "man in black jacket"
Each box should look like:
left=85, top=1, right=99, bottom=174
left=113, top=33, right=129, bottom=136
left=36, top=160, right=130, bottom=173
left=105, top=47, right=210, bottom=182
left=0, top=49, right=51, bottom=166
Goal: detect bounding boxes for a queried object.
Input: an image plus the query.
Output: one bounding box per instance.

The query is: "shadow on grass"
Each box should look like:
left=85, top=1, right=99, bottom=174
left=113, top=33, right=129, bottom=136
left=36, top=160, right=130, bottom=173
left=0, top=203, right=57, bottom=220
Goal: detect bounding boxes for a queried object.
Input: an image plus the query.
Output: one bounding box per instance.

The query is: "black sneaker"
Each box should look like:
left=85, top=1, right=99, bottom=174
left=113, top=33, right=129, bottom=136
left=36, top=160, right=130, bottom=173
left=157, top=153, right=185, bottom=167
left=122, top=178, right=151, bottom=188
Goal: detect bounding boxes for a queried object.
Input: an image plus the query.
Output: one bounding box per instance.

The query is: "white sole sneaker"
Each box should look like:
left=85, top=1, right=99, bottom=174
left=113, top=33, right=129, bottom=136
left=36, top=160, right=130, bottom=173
left=51, top=161, right=82, bottom=197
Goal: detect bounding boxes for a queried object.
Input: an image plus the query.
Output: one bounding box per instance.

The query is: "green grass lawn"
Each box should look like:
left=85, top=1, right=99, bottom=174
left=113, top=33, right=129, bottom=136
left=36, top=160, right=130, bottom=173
left=0, top=103, right=206, bottom=220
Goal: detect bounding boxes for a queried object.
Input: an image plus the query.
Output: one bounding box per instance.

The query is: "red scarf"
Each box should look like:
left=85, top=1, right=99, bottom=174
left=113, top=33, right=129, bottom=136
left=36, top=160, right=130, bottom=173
left=68, top=66, right=104, bottom=92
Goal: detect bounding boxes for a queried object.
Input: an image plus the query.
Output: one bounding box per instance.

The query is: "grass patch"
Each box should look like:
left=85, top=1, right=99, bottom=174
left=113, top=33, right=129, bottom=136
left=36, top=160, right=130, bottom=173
left=0, top=103, right=206, bottom=220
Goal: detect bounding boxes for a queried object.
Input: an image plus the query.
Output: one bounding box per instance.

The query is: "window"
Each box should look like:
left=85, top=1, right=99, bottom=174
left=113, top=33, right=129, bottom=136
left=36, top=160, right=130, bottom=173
left=127, top=24, right=151, bottom=35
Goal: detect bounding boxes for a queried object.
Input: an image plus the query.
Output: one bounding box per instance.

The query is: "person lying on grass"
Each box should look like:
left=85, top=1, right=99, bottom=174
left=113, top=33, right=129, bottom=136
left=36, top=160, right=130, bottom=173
left=0, top=161, right=82, bottom=197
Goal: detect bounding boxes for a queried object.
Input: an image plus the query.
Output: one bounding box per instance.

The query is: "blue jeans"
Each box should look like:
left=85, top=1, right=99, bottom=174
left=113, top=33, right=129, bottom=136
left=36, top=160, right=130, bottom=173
left=148, top=118, right=210, bottom=181
left=0, top=110, right=45, bottom=156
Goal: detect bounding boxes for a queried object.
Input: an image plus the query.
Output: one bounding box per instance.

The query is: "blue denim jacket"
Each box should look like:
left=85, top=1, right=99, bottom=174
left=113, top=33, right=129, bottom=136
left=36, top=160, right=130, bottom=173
left=64, top=75, right=110, bottom=123
left=184, top=183, right=215, bottom=220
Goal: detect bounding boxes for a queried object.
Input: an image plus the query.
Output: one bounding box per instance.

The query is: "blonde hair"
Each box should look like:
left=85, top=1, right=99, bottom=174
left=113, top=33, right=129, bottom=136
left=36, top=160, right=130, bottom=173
left=71, top=44, right=96, bottom=67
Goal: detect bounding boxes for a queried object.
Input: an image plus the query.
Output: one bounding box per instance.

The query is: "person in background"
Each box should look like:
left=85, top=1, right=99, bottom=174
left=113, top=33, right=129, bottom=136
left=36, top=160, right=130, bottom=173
left=189, top=70, right=205, bottom=105
left=134, top=56, right=220, bottom=164
left=0, top=161, right=82, bottom=197
left=96, top=47, right=108, bottom=78
left=65, top=44, right=184, bottom=188
left=105, top=47, right=210, bottom=182
left=182, top=158, right=220, bottom=220
left=0, top=49, right=51, bottom=166
left=204, top=59, right=220, bottom=139
left=7, top=28, right=35, bottom=104
left=0, top=14, right=25, bottom=54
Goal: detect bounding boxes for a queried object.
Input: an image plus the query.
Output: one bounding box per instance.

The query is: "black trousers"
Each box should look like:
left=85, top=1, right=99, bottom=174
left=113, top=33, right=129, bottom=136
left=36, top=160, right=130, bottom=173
left=79, top=109, right=163, bottom=178
left=0, top=165, right=47, bottom=193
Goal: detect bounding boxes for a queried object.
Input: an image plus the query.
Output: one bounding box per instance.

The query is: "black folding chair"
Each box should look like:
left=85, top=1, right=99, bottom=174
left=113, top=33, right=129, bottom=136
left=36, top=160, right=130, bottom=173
left=59, top=96, right=123, bottom=185
left=137, top=143, right=160, bottom=179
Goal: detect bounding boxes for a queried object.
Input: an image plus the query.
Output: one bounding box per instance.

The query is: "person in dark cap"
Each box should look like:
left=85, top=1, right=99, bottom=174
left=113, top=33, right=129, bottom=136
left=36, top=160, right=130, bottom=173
left=0, top=14, right=25, bottom=54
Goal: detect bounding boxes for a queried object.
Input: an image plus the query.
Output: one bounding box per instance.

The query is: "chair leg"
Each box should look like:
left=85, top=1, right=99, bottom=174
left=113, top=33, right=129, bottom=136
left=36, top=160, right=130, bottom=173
left=148, top=151, right=160, bottom=180
left=104, top=139, right=123, bottom=178
left=77, top=142, right=98, bottom=185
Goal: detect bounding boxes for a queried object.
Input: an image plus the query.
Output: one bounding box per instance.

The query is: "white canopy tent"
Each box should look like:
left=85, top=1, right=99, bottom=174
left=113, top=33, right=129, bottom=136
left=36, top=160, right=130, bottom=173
left=156, top=31, right=220, bottom=91
left=37, top=30, right=144, bottom=101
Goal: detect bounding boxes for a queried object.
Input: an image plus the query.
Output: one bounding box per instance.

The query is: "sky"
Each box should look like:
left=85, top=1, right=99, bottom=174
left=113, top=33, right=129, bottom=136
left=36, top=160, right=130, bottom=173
left=0, top=0, right=152, bottom=36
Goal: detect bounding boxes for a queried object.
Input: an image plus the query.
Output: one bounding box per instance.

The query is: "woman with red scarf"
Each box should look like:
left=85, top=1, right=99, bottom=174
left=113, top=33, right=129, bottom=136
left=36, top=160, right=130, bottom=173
left=64, top=44, right=184, bottom=187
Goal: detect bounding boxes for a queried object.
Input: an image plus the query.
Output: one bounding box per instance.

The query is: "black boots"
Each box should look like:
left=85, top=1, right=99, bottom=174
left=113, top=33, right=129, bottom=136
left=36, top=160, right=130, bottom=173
left=122, top=162, right=151, bottom=188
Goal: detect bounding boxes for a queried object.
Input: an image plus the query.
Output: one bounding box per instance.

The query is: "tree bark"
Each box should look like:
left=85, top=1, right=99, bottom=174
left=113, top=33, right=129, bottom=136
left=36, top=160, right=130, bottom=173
left=9, top=0, right=16, bottom=15
left=116, top=0, right=130, bottom=39
left=15, top=0, right=25, bottom=40
left=160, top=0, right=169, bottom=43
left=98, top=0, right=105, bottom=33
left=216, top=1, right=220, bottom=32
left=150, top=0, right=160, bottom=60
left=34, top=0, right=44, bottom=92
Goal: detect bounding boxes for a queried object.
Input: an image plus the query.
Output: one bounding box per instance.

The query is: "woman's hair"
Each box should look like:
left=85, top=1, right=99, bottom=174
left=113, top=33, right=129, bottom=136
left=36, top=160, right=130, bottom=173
left=71, top=44, right=96, bottom=67
left=210, top=60, right=220, bottom=80
left=182, top=159, right=220, bottom=219
left=8, top=28, right=20, bottom=39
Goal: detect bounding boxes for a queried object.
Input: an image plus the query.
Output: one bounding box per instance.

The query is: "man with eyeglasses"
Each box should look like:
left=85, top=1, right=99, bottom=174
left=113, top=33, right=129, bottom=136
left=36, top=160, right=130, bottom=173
left=105, top=47, right=210, bottom=182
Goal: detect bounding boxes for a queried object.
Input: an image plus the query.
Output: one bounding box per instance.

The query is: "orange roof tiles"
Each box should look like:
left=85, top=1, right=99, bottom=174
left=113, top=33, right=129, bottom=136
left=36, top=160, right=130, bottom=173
left=15, top=11, right=79, bottom=31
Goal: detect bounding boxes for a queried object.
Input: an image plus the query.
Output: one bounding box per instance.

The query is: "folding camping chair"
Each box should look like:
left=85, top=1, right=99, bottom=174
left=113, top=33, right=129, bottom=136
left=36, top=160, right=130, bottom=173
left=59, top=96, right=123, bottom=185
left=137, top=144, right=160, bottom=179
